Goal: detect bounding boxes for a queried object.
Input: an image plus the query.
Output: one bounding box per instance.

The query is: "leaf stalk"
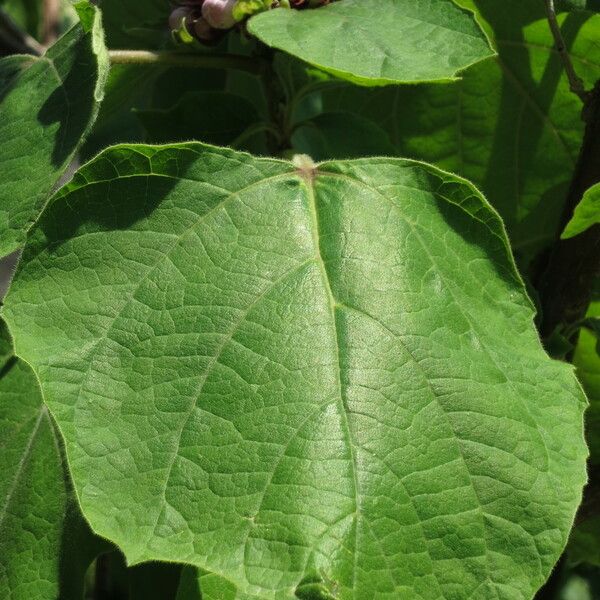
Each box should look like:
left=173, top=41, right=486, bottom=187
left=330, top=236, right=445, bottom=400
left=107, top=50, right=264, bottom=75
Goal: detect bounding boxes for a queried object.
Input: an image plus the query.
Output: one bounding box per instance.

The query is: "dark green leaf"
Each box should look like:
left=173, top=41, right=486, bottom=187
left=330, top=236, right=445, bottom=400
left=292, top=112, right=396, bottom=160
left=136, top=91, right=259, bottom=147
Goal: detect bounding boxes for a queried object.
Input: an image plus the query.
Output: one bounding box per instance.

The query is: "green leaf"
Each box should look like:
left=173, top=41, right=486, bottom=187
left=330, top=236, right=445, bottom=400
left=573, top=292, right=600, bottom=464
left=247, top=0, right=494, bottom=85
left=128, top=561, right=183, bottom=600
left=321, top=2, right=600, bottom=264
left=569, top=516, right=600, bottom=567
left=292, top=112, right=396, bottom=161
left=136, top=92, right=260, bottom=147
left=0, top=2, right=108, bottom=259
left=99, top=0, right=170, bottom=48
left=0, top=345, right=109, bottom=599
left=177, top=566, right=266, bottom=600
left=562, top=183, right=600, bottom=239
left=3, top=143, right=587, bottom=599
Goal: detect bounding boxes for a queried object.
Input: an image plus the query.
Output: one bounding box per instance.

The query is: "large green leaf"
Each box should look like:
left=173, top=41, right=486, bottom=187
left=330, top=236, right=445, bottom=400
left=0, top=342, right=109, bottom=599
left=562, top=183, right=600, bottom=239
left=3, top=143, right=587, bottom=599
left=319, top=2, right=600, bottom=264
left=247, top=0, right=494, bottom=85
left=0, top=1, right=108, bottom=259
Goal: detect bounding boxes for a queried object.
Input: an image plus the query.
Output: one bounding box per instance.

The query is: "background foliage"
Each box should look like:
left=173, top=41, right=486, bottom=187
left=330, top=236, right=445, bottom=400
left=0, top=0, right=599, bottom=598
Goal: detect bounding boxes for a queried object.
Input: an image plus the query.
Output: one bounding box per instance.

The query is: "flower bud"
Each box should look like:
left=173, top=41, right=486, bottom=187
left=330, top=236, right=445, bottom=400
left=168, top=6, right=192, bottom=31
left=202, top=0, right=237, bottom=29
left=193, top=17, right=217, bottom=41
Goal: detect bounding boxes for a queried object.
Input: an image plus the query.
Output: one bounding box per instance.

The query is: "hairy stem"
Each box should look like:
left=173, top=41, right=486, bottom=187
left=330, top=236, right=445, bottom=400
left=544, top=0, right=589, bottom=103
left=108, top=50, right=264, bottom=75
left=42, top=0, right=60, bottom=46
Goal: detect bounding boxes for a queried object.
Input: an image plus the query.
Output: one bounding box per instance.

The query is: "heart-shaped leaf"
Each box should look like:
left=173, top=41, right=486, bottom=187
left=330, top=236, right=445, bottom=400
left=3, top=143, right=587, bottom=599
left=248, top=0, right=494, bottom=85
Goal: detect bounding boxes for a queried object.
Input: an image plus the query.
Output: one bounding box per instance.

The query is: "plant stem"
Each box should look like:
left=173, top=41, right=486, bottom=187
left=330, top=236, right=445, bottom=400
left=42, top=0, right=60, bottom=46
left=537, top=80, right=600, bottom=338
left=0, top=8, right=43, bottom=56
left=544, top=0, right=589, bottom=103
left=108, top=50, right=264, bottom=75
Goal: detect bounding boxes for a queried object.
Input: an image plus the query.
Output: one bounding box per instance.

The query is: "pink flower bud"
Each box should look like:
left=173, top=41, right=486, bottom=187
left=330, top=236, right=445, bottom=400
left=201, top=0, right=237, bottom=29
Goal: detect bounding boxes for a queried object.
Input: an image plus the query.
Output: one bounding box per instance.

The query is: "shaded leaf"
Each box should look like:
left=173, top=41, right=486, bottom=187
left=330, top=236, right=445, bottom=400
left=321, top=2, right=600, bottom=264
left=292, top=112, right=396, bottom=160
left=0, top=336, right=109, bottom=599
left=3, top=143, right=587, bottom=599
left=248, top=0, right=494, bottom=85
left=100, top=0, right=170, bottom=49
left=0, top=1, right=108, bottom=258
left=573, top=292, right=600, bottom=464
left=136, top=91, right=259, bottom=147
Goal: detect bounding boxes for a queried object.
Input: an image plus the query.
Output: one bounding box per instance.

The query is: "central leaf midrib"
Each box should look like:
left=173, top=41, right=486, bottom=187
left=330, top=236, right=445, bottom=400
left=301, top=171, right=361, bottom=594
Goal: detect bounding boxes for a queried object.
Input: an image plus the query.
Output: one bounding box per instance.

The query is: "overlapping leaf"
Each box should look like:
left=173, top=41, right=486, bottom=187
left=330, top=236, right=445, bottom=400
left=319, top=1, right=600, bottom=264
left=0, top=1, right=108, bottom=258
left=0, top=327, right=109, bottom=599
left=2, top=143, right=588, bottom=599
left=248, top=0, right=494, bottom=85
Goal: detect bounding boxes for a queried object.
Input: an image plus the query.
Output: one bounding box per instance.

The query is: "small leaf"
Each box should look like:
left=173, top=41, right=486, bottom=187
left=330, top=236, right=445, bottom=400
left=247, top=0, right=494, bottom=85
left=3, top=143, right=587, bottom=599
left=0, top=3, right=108, bottom=258
left=562, top=183, right=600, bottom=239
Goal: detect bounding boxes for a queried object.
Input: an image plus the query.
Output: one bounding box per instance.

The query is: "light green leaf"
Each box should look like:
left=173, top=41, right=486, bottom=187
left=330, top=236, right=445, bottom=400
left=562, top=183, right=600, bottom=239
left=321, top=2, right=600, bottom=264
left=0, top=2, right=108, bottom=259
left=247, top=0, right=494, bottom=85
left=0, top=342, right=109, bottom=599
left=3, top=143, right=587, bottom=599
left=136, top=92, right=259, bottom=147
